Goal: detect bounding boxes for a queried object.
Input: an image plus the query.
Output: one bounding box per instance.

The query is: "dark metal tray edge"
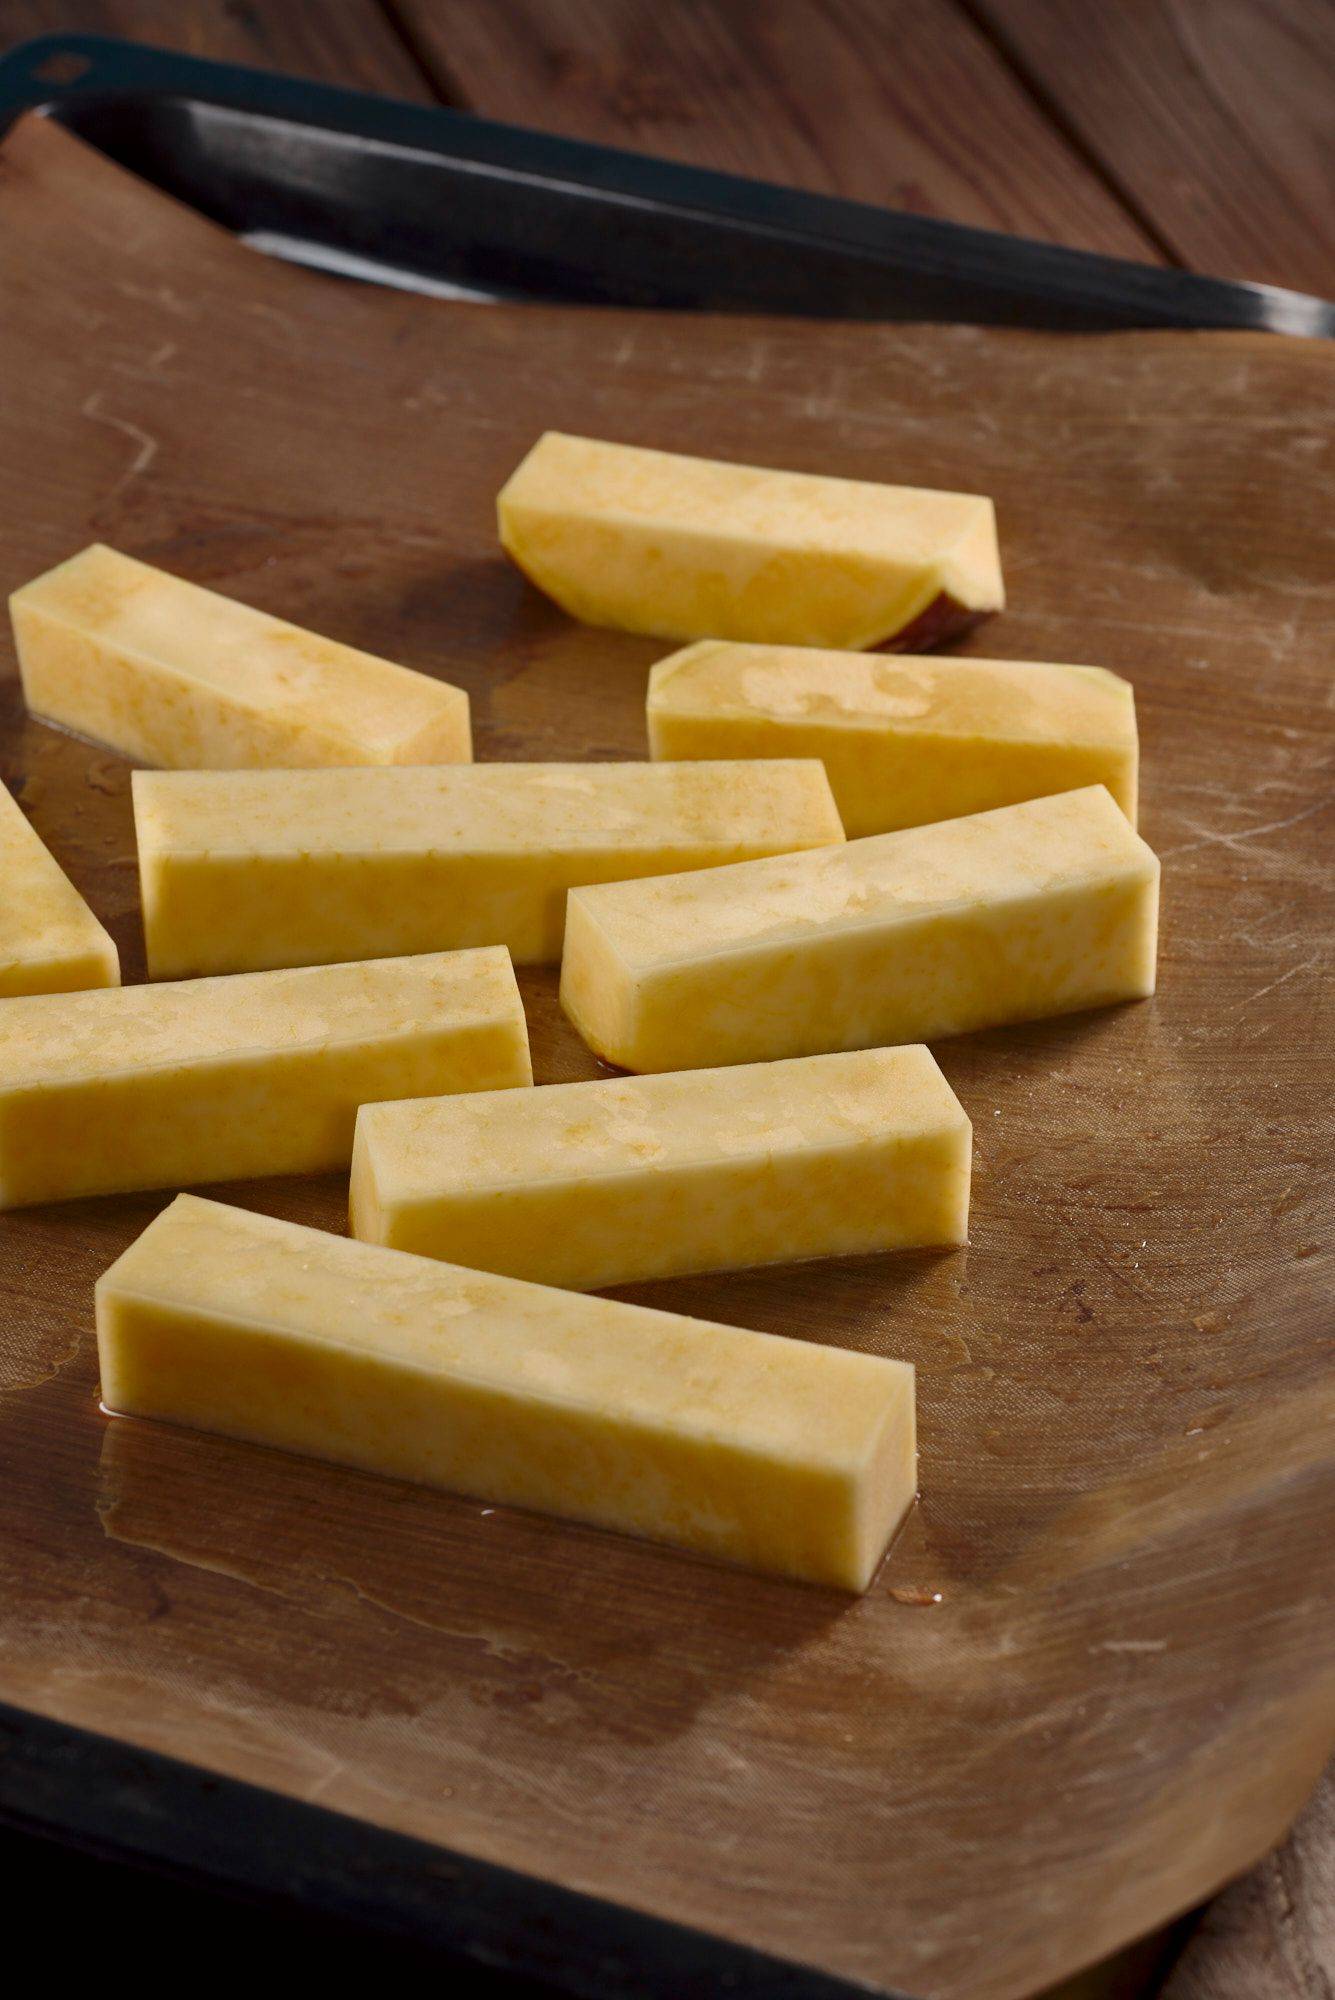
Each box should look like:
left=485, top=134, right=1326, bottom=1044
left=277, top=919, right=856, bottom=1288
left=0, top=1701, right=893, bottom=1999
left=1, top=31, right=1332, bottom=334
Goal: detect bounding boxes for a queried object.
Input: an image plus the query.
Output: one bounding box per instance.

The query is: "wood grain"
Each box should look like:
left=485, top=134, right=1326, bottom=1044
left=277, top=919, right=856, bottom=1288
left=0, top=0, right=434, bottom=99
left=0, top=118, right=1331, bottom=2000
left=391, top=0, right=1160, bottom=255
left=972, top=0, right=1335, bottom=295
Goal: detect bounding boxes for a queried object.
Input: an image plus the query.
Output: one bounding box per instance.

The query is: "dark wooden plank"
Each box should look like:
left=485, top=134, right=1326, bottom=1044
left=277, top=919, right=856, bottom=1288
left=0, top=0, right=435, bottom=99
left=391, top=0, right=1161, bottom=256
left=971, top=0, right=1335, bottom=295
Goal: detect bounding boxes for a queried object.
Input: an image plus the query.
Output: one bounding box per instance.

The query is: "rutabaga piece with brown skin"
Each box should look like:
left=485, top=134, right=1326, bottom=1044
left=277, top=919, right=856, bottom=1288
left=0, top=948, right=531, bottom=1208
left=350, top=1044, right=971, bottom=1290
left=647, top=643, right=1140, bottom=834
left=0, top=781, right=119, bottom=996
left=132, top=759, right=845, bottom=977
left=97, top=1195, right=918, bottom=1592
left=560, top=786, right=1159, bottom=1074
left=498, top=433, right=1004, bottom=650
left=9, top=544, right=471, bottom=769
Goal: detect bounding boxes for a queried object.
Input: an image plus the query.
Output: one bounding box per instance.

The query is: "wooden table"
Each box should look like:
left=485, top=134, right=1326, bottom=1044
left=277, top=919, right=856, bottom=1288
left=0, top=6, right=1330, bottom=1997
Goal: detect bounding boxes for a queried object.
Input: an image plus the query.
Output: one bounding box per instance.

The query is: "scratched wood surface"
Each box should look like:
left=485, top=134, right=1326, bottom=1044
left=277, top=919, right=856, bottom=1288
left=0, top=119, right=1331, bottom=2000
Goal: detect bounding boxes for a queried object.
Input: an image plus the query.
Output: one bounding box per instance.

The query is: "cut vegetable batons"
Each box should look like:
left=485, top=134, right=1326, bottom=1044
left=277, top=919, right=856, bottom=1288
left=351, top=1045, right=971, bottom=1289
left=0, top=949, right=530, bottom=1208
left=9, top=544, right=471, bottom=769
left=647, top=643, right=1139, bottom=834
left=132, top=759, right=844, bottom=977
left=561, top=786, right=1158, bottom=1073
left=0, top=781, right=119, bottom=996
left=97, top=1194, right=918, bottom=1591
left=498, top=433, right=1003, bottom=650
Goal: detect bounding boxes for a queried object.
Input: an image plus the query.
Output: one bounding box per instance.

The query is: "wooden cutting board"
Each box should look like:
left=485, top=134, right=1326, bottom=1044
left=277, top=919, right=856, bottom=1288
left=0, top=115, right=1331, bottom=2000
